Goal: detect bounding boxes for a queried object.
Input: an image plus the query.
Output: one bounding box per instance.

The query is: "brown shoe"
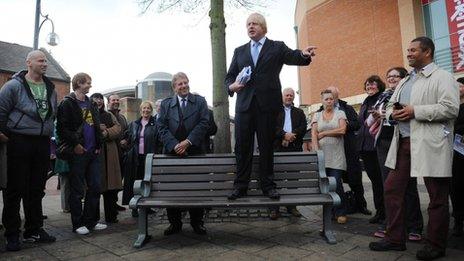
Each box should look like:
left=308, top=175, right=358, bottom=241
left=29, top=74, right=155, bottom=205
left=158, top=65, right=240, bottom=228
left=337, top=216, right=347, bottom=224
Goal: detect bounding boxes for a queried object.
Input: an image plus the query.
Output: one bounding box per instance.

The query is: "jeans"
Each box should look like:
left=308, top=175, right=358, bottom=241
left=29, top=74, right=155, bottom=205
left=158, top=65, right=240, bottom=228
left=326, top=168, right=346, bottom=217
left=69, top=151, right=101, bottom=230
left=2, top=134, right=49, bottom=237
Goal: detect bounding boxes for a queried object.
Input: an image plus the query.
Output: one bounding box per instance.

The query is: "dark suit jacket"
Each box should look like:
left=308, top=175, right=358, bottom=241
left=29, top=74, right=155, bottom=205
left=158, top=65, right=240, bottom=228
left=274, top=106, right=307, bottom=152
left=225, top=39, right=311, bottom=113
left=205, top=109, right=218, bottom=153
left=157, top=93, right=209, bottom=154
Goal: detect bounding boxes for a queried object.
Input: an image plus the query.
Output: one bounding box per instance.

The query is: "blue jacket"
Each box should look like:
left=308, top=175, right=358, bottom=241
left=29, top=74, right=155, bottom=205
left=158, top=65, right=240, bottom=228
left=157, top=93, right=209, bottom=154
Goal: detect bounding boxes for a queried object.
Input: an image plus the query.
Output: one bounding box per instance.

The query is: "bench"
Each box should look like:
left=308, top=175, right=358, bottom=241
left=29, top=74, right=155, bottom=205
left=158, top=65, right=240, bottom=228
left=129, top=151, right=340, bottom=248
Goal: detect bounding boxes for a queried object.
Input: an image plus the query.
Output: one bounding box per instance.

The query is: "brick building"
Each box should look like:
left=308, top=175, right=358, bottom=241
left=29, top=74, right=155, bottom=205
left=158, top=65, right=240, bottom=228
left=0, top=41, right=70, bottom=101
left=295, top=0, right=463, bottom=111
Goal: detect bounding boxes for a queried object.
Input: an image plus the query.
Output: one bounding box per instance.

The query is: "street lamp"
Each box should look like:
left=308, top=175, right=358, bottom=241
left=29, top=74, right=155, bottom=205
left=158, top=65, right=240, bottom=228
left=33, top=0, right=59, bottom=50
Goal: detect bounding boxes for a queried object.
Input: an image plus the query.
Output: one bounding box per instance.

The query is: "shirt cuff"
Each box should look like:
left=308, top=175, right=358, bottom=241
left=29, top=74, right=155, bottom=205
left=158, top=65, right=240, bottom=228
left=300, top=51, right=310, bottom=59
left=186, top=139, right=192, bottom=146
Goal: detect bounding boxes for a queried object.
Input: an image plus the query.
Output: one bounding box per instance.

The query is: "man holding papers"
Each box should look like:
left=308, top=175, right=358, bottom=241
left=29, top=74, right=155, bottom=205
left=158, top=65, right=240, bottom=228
left=225, top=13, right=316, bottom=200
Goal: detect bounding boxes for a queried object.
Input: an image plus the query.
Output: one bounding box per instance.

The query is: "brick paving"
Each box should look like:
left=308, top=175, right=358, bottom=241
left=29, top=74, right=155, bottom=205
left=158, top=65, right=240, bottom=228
left=0, top=175, right=463, bottom=260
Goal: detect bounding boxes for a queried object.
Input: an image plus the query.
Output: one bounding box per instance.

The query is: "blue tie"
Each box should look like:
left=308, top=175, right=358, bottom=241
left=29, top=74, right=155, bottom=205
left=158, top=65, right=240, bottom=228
left=251, top=42, right=260, bottom=66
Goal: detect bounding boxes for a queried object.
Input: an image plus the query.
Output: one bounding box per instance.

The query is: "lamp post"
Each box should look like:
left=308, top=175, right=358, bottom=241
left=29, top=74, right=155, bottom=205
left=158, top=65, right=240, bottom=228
left=33, top=0, right=59, bottom=50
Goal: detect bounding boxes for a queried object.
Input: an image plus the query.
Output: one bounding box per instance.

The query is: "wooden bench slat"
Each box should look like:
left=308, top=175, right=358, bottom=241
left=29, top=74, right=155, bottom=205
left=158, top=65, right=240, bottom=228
left=149, top=187, right=321, bottom=197
left=137, top=194, right=333, bottom=208
left=150, top=172, right=320, bottom=182
left=152, top=163, right=318, bottom=174
left=152, top=155, right=318, bottom=166
left=151, top=180, right=319, bottom=190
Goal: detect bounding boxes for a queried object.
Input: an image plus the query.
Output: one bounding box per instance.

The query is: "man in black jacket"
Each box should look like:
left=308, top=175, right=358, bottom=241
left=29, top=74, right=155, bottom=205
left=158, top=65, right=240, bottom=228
left=322, top=86, right=370, bottom=215
left=225, top=13, right=316, bottom=200
left=56, top=72, right=106, bottom=236
left=0, top=50, right=57, bottom=251
left=270, top=88, right=307, bottom=219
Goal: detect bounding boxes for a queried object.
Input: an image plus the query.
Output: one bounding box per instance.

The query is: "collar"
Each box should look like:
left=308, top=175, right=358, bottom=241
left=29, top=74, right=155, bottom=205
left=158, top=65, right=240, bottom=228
left=284, top=105, right=292, bottom=111
left=251, top=36, right=266, bottom=47
left=177, top=95, right=188, bottom=105
left=411, top=62, right=437, bottom=78
left=171, top=93, right=195, bottom=108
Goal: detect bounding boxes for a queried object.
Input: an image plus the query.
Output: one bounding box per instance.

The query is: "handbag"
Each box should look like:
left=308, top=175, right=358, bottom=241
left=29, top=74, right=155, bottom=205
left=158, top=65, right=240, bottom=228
left=56, top=108, right=90, bottom=160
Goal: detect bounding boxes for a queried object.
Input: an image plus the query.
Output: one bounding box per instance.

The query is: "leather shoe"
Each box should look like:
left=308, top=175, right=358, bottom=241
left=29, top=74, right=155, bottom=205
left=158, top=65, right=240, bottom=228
left=228, top=189, right=247, bottom=200
left=270, top=210, right=279, bottom=220
left=164, top=224, right=182, bottom=236
left=369, top=213, right=385, bottom=224
left=416, top=245, right=445, bottom=260
left=358, top=206, right=372, bottom=215
left=369, top=240, right=406, bottom=251
left=264, top=189, right=280, bottom=200
left=191, top=224, right=207, bottom=235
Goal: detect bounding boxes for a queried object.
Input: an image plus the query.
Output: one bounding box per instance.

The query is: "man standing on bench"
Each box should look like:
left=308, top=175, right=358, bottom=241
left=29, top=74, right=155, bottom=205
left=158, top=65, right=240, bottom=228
left=157, top=72, right=210, bottom=236
left=225, top=13, right=316, bottom=200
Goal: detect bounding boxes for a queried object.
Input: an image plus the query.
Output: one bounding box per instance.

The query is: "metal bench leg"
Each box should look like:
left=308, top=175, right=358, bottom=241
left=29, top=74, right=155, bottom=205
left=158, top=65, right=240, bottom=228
left=321, top=204, right=337, bottom=244
left=134, top=208, right=151, bottom=248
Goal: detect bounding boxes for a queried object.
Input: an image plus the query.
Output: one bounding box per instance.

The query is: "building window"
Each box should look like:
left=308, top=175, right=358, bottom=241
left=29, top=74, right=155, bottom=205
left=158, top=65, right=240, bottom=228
left=423, top=0, right=464, bottom=73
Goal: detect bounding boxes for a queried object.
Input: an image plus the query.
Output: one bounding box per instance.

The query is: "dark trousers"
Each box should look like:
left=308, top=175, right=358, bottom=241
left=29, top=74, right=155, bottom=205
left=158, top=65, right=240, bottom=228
left=385, top=138, right=450, bottom=250
left=2, top=134, right=49, bottom=237
left=96, top=190, right=119, bottom=222
left=344, top=150, right=368, bottom=210
left=451, top=152, right=464, bottom=222
left=327, top=168, right=346, bottom=217
left=69, top=152, right=101, bottom=230
left=234, top=97, right=276, bottom=192
left=167, top=208, right=204, bottom=226
left=376, top=138, right=423, bottom=234
left=360, top=151, right=384, bottom=217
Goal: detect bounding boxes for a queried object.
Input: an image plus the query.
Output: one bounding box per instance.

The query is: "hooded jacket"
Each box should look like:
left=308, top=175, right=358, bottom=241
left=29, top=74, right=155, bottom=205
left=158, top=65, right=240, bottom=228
left=0, top=70, right=57, bottom=136
left=56, top=92, right=102, bottom=150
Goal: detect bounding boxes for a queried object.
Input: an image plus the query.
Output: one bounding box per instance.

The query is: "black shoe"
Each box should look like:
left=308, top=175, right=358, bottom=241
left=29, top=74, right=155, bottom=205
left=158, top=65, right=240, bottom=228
left=6, top=234, right=21, bottom=251
left=228, top=189, right=247, bottom=200
left=23, top=228, right=56, bottom=243
left=416, top=245, right=445, bottom=260
left=369, top=213, right=385, bottom=224
left=263, top=189, right=280, bottom=200
left=191, top=224, right=207, bottom=235
left=270, top=210, right=279, bottom=220
left=369, top=240, right=406, bottom=251
left=287, top=207, right=302, bottom=217
left=116, top=204, right=126, bottom=211
left=453, top=220, right=463, bottom=237
left=42, top=215, right=48, bottom=220
left=131, top=209, right=139, bottom=218
left=164, top=224, right=182, bottom=236
left=105, top=218, right=119, bottom=224
left=358, top=206, right=372, bottom=215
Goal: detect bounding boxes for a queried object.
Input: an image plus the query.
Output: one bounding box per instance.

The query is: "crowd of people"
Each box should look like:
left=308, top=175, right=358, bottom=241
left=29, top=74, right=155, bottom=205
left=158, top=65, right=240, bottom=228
left=0, top=12, right=463, bottom=261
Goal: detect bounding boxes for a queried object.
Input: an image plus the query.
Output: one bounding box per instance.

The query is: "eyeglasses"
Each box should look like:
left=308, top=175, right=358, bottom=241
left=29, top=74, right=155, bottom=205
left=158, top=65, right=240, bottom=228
left=387, top=75, right=401, bottom=79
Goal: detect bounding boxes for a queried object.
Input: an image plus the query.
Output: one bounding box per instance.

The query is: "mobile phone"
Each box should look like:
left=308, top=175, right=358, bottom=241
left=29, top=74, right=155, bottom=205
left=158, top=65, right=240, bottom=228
left=393, top=102, right=403, bottom=110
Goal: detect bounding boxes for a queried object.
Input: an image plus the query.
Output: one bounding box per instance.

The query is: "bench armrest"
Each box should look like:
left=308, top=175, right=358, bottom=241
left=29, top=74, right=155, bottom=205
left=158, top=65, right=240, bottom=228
left=133, top=180, right=151, bottom=197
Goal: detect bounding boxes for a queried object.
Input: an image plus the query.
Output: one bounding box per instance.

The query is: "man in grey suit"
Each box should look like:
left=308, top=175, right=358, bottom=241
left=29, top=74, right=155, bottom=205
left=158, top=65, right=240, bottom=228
left=157, top=72, right=210, bottom=236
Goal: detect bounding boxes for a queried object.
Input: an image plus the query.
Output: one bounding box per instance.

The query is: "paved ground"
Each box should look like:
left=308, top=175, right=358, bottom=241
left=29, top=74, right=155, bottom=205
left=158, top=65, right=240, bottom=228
left=0, top=176, right=463, bottom=260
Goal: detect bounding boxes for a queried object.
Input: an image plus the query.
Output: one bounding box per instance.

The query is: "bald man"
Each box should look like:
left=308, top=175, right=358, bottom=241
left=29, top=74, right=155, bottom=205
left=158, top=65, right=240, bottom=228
left=319, top=86, right=370, bottom=215
left=0, top=50, right=57, bottom=251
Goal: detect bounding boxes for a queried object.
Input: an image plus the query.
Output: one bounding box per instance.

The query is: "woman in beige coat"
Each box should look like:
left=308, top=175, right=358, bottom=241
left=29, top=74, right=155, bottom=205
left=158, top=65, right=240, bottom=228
left=91, top=93, right=123, bottom=223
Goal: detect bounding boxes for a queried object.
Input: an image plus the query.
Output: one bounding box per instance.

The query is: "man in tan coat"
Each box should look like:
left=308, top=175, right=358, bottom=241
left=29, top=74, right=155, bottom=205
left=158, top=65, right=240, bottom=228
left=369, top=37, right=459, bottom=260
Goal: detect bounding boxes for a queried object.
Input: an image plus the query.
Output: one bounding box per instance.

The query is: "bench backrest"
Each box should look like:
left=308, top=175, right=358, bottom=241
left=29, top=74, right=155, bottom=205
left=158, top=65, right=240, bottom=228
left=144, top=152, right=324, bottom=198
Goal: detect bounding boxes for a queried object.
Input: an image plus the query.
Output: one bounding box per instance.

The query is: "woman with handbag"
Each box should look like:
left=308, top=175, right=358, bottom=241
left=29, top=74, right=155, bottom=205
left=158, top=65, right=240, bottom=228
left=90, top=93, right=122, bottom=224
left=311, top=90, right=348, bottom=224
left=121, top=101, right=161, bottom=217
left=357, top=75, right=385, bottom=225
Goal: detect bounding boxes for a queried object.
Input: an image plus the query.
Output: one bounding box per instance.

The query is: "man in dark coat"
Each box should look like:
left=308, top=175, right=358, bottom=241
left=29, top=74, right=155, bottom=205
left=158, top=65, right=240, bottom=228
left=225, top=12, right=316, bottom=200
left=270, top=88, right=307, bottom=219
left=157, top=72, right=210, bottom=235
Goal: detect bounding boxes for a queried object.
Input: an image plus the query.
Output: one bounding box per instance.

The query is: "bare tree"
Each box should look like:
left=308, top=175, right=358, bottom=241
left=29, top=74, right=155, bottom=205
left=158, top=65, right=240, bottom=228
left=136, top=0, right=264, bottom=153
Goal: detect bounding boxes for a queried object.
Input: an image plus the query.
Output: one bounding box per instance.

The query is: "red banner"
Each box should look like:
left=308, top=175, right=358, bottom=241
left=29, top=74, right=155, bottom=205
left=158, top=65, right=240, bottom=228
left=446, top=0, right=464, bottom=73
